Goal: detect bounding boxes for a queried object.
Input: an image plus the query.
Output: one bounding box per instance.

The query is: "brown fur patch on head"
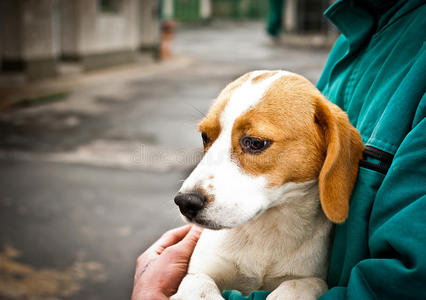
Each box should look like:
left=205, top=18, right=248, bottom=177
left=198, top=72, right=252, bottom=151
left=251, top=71, right=278, bottom=84
left=230, top=73, right=363, bottom=223
left=231, top=75, right=326, bottom=187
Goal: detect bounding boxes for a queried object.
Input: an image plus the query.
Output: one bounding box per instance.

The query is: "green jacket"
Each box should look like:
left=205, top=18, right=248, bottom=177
left=223, top=0, right=426, bottom=299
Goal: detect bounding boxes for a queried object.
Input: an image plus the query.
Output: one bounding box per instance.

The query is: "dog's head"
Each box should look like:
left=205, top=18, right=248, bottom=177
left=175, top=71, right=363, bottom=229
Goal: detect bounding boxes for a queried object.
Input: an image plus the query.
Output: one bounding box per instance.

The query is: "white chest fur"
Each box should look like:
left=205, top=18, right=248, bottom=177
left=186, top=183, right=332, bottom=295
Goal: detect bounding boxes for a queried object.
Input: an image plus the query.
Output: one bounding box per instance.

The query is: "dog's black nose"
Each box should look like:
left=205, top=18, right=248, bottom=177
left=174, top=192, right=206, bottom=219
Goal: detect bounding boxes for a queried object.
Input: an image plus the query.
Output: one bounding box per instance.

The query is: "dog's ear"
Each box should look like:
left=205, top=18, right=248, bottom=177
left=315, top=96, right=364, bottom=223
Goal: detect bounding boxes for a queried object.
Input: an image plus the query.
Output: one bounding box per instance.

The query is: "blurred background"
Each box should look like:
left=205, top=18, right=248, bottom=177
left=0, top=0, right=336, bottom=299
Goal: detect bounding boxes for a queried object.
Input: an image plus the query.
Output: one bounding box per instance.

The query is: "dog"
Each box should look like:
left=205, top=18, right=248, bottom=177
left=172, top=70, right=364, bottom=300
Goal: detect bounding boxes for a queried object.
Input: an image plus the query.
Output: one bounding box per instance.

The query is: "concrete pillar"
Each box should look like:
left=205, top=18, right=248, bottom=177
left=139, top=0, right=160, bottom=51
left=284, top=0, right=298, bottom=33
left=61, top=0, right=141, bottom=71
left=60, top=1, right=85, bottom=60
left=162, top=0, right=174, bottom=19
left=0, top=0, right=59, bottom=79
left=60, top=0, right=96, bottom=60
left=200, top=0, right=212, bottom=19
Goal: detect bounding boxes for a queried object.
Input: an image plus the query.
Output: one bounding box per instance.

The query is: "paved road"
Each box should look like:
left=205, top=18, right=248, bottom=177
left=0, top=22, right=330, bottom=300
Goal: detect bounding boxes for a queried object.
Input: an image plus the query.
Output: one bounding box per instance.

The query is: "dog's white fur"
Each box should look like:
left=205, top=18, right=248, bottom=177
left=171, top=71, right=352, bottom=299
left=179, top=71, right=297, bottom=229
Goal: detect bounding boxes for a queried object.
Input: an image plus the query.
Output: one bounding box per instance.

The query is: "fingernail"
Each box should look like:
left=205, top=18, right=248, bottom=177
left=191, top=225, right=203, bottom=234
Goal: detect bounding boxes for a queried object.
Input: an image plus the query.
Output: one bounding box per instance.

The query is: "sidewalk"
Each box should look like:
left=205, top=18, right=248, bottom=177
left=0, top=56, right=185, bottom=110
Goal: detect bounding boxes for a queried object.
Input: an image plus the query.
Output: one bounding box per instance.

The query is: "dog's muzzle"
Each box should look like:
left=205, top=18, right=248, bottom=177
left=174, top=191, right=206, bottom=220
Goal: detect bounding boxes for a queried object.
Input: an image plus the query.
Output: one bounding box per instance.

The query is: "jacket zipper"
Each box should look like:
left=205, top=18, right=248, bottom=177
left=359, top=146, right=394, bottom=175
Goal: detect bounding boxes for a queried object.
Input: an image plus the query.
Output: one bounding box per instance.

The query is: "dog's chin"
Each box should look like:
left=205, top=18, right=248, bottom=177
left=182, top=216, right=231, bottom=230
left=182, top=211, right=265, bottom=230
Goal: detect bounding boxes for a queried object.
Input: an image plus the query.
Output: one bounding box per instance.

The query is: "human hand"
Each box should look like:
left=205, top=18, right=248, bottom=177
left=131, top=225, right=203, bottom=300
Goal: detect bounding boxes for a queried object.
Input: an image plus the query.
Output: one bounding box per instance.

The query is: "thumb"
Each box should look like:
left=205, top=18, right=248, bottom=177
left=174, top=225, right=203, bottom=257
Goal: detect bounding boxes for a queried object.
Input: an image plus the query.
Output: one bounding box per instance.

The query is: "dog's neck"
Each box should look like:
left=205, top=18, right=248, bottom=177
left=229, top=181, right=329, bottom=250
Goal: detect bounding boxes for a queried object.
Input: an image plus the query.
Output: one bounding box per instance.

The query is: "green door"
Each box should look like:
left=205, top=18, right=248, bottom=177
left=212, top=0, right=269, bottom=19
left=173, top=0, right=201, bottom=22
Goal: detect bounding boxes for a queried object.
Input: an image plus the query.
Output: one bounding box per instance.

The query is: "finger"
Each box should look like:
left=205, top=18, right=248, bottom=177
left=173, top=225, right=203, bottom=257
left=149, top=224, right=192, bottom=254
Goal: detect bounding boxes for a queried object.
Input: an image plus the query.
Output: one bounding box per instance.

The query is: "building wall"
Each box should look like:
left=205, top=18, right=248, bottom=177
left=22, top=0, right=59, bottom=60
left=0, top=0, right=60, bottom=60
left=140, top=0, right=161, bottom=50
left=0, top=1, right=24, bottom=60
left=60, top=0, right=80, bottom=57
left=0, top=0, right=160, bottom=78
left=62, top=0, right=160, bottom=70
left=61, top=0, right=141, bottom=57
left=0, top=0, right=59, bottom=78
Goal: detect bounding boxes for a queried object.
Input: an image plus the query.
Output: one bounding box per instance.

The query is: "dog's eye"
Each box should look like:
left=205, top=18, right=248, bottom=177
left=201, top=132, right=210, bottom=146
left=240, top=136, right=271, bottom=154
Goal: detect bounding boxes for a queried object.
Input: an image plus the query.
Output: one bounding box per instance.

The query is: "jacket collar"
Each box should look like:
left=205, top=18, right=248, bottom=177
left=325, top=0, right=425, bottom=53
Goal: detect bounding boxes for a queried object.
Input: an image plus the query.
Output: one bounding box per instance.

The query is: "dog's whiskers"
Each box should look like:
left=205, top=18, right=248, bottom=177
left=183, top=102, right=207, bottom=118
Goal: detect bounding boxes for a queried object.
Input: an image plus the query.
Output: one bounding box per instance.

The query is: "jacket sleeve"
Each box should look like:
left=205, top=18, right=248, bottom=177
left=319, top=111, right=426, bottom=300
left=222, top=290, right=270, bottom=300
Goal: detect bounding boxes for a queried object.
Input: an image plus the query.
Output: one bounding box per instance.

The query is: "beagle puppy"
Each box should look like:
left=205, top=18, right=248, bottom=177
left=172, top=71, right=364, bottom=300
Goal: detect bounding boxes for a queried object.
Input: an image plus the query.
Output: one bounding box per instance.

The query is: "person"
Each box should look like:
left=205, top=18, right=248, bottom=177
left=131, top=225, right=202, bottom=300
left=132, top=0, right=426, bottom=299
left=266, top=0, right=285, bottom=38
